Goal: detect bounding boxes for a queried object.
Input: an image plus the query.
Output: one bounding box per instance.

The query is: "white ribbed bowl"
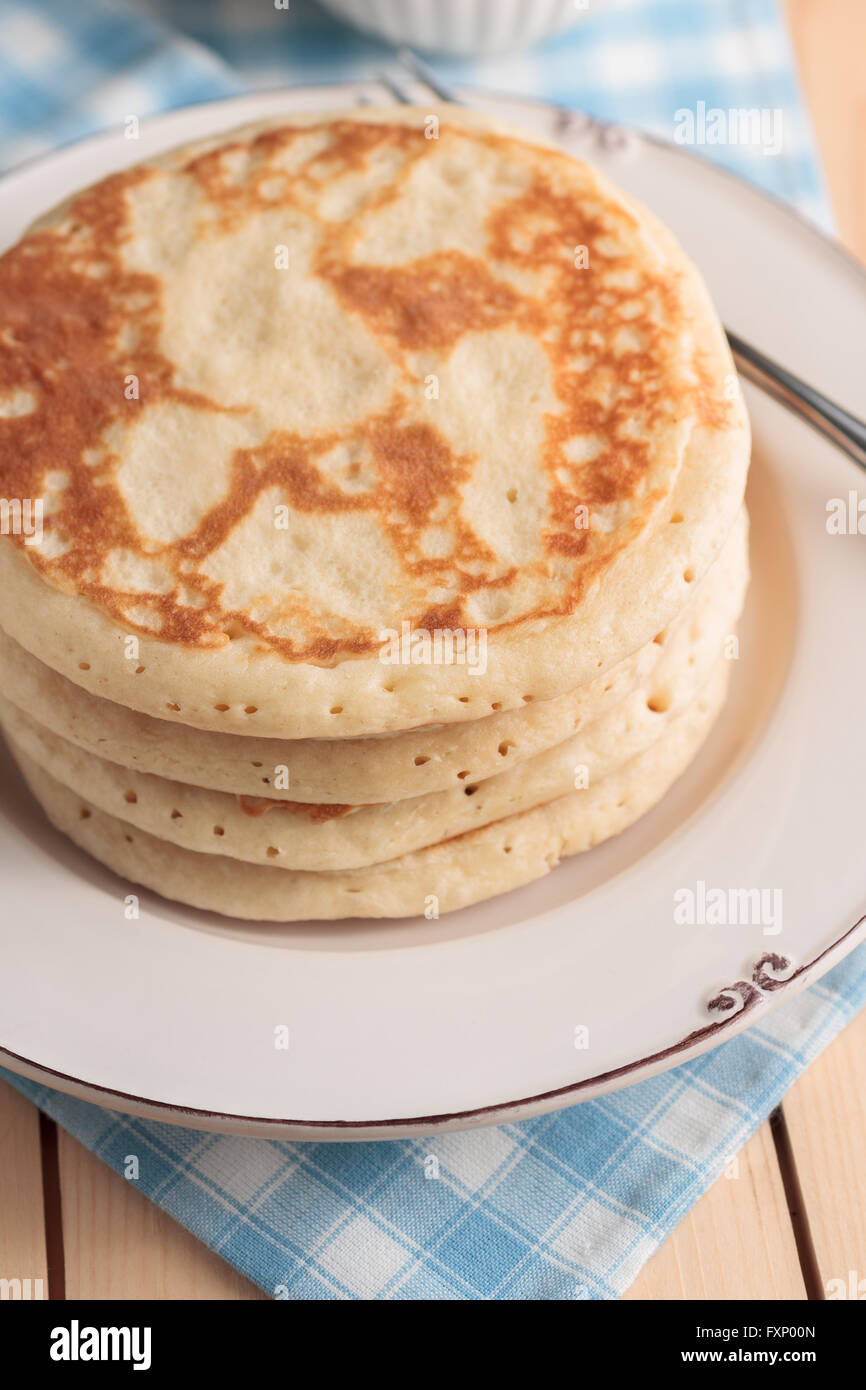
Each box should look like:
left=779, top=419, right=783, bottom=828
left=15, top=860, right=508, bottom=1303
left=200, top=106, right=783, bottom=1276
left=317, top=0, right=585, bottom=56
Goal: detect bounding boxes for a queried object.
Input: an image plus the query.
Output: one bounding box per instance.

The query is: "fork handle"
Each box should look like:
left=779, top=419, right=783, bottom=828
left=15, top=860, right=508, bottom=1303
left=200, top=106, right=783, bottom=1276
left=727, top=330, right=866, bottom=474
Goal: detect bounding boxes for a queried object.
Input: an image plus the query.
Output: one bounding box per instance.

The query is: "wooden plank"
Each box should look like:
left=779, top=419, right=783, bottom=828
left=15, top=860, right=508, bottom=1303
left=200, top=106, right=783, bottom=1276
left=625, top=1123, right=806, bottom=1300
left=779, top=1009, right=866, bottom=1299
left=0, top=1080, right=48, bottom=1297
left=784, top=0, right=866, bottom=255
left=57, top=1129, right=266, bottom=1300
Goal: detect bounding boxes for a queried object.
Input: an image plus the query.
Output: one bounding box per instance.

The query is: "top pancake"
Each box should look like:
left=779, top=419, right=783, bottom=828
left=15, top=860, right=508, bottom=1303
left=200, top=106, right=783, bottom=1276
left=0, top=106, right=749, bottom=738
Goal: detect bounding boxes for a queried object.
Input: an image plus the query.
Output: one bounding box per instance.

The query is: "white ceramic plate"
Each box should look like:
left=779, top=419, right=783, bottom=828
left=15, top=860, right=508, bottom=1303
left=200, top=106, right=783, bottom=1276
left=1, top=85, right=864, bottom=1139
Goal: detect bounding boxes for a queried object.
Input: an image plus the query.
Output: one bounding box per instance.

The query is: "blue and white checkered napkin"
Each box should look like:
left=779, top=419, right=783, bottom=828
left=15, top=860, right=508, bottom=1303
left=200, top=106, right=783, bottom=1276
left=0, top=0, right=831, bottom=224
left=0, top=0, right=860, bottom=1299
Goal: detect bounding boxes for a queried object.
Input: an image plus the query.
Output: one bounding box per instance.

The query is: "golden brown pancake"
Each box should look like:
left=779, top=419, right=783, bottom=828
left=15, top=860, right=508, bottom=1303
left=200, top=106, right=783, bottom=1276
left=0, top=107, right=749, bottom=739
left=0, top=506, right=748, bottom=804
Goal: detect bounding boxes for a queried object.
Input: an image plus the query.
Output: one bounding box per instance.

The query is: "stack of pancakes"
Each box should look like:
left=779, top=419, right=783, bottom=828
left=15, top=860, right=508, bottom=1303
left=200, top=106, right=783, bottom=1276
left=0, top=109, right=750, bottom=921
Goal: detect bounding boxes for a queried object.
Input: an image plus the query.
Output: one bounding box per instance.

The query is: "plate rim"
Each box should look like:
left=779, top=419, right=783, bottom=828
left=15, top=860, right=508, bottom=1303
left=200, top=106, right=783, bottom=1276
left=2, top=913, right=863, bottom=1139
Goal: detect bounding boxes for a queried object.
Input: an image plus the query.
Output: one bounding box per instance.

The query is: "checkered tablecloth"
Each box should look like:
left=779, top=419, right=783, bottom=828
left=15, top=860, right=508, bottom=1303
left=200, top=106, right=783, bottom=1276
left=0, top=0, right=860, bottom=1301
left=0, top=0, right=831, bottom=226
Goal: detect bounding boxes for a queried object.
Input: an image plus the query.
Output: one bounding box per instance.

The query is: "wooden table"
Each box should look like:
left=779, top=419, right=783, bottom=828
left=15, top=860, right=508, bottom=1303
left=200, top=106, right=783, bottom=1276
left=1, top=0, right=864, bottom=1302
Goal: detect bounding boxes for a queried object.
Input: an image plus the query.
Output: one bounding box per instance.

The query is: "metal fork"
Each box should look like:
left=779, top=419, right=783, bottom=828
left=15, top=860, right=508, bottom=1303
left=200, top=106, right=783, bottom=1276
left=377, top=50, right=866, bottom=474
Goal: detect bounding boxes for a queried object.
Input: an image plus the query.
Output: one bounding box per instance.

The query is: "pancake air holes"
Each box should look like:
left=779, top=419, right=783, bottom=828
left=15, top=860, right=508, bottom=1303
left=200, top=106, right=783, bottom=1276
left=603, top=683, right=614, bottom=694
left=221, top=621, right=247, bottom=641
left=383, top=685, right=395, bottom=694
left=522, top=694, right=535, bottom=704
left=79, top=807, right=91, bottom=820
left=266, top=846, right=281, bottom=859
left=414, top=756, right=430, bottom=766
left=123, top=790, right=137, bottom=804
left=330, top=706, right=343, bottom=715
left=166, top=702, right=180, bottom=712
left=491, top=702, right=502, bottom=711
left=498, top=741, right=514, bottom=758
left=124, top=834, right=133, bottom=844
left=78, top=661, right=90, bottom=671
left=669, top=511, right=684, bottom=524
left=503, top=844, right=513, bottom=854
left=464, top=784, right=479, bottom=797
left=506, top=487, right=518, bottom=503
left=261, top=777, right=271, bottom=785
left=135, top=665, right=146, bottom=674
left=457, top=696, right=470, bottom=704
left=456, top=770, right=471, bottom=780
left=244, top=705, right=258, bottom=715
left=171, top=809, right=182, bottom=820
left=214, top=703, right=230, bottom=712
left=646, top=693, right=671, bottom=714
left=653, top=631, right=666, bottom=646
left=683, top=568, right=695, bottom=584
left=213, top=826, right=225, bottom=837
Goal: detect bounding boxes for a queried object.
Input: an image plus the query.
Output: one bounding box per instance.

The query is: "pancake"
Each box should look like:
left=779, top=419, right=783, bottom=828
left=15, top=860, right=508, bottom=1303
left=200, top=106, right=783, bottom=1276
left=0, top=507, right=748, bottom=805
left=0, top=576, right=737, bottom=868
left=0, top=106, right=749, bottom=739
left=7, top=659, right=730, bottom=921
